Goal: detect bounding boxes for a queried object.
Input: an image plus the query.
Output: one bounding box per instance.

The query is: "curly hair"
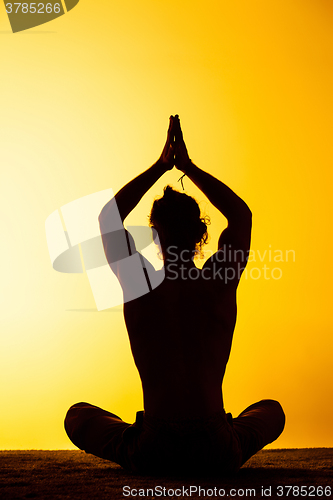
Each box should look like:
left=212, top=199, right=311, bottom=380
left=149, top=185, right=210, bottom=259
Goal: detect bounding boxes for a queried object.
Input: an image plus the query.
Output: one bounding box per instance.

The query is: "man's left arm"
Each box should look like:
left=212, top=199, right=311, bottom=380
left=99, top=115, right=175, bottom=226
left=98, top=116, right=175, bottom=278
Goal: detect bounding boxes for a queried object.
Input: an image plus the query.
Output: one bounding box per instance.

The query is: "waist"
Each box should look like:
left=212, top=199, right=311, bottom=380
left=141, top=409, right=230, bottom=432
left=143, top=386, right=224, bottom=419
left=129, top=410, right=240, bottom=474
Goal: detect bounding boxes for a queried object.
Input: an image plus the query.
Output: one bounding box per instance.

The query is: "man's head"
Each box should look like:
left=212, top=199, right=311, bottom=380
left=149, top=185, right=209, bottom=260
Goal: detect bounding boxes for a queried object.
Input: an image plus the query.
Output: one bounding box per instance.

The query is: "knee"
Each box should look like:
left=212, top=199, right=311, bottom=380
left=64, top=402, right=91, bottom=443
left=263, top=399, right=286, bottom=437
left=265, top=399, right=285, bottom=420
left=276, top=401, right=286, bottom=435
left=65, top=401, right=89, bottom=420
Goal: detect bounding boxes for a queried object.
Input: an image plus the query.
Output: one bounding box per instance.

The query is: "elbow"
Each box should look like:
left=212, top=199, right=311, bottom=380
left=241, top=202, right=252, bottom=221
left=227, top=205, right=252, bottom=228
left=245, top=207, right=252, bottom=228
left=245, top=204, right=252, bottom=220
left=98, top=197, right=125, bottom=235
left=98, top=202, right=112, bottom=232
left=236, top=203, right=252, bottom=229
left=98, top=207, right=105, bottom=226
left=98, top=197, right=117, bottom=223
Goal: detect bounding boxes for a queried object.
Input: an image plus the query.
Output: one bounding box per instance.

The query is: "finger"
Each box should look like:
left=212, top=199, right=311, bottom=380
left=174, top=116, right=184, bottom=142
left=162, top=132, right=175, bottom=159
left=166, top=146, right=174, bottom=162
left=178, top=118, right=184, bottom=140
left=169, top=119, right=178, bottom=145
left=163, top=117, right=174, bottom=152
left=167, top=115, right=175, bottom=136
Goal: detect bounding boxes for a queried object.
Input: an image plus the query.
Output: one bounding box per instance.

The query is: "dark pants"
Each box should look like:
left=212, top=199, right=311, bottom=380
left=64, top=400, right=285, bottom=475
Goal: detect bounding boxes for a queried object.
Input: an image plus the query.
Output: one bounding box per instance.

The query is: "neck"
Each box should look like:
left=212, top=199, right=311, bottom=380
left=162, top=247, right=197, bottom=279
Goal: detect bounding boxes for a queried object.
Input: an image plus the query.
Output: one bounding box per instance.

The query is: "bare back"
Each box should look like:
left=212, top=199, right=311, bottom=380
left=124, top=264, right=239, bottom=419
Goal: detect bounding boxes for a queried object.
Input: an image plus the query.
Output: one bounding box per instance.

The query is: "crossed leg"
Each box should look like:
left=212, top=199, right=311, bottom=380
left=65, top=399, right=285, bottom=472
left=232, top=399, right=285, bottom=466
left=64, top=402, right=132, bottom=466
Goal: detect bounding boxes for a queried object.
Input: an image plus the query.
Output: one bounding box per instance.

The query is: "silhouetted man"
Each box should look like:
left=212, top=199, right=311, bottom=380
left=65, top=115, right=285, bottom=475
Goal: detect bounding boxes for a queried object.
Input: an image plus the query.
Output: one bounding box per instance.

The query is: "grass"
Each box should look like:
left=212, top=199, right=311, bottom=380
left=0, top=448, right=332, bottom=499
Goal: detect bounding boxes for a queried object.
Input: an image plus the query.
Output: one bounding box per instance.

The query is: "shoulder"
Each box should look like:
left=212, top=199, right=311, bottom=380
left=102, top=227, right=165, bottom=300
left=202, top=219, right=252, bottom=288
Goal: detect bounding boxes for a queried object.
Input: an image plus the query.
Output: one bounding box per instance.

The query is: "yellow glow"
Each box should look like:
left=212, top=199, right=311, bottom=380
left=0, top=0, right=332, bottom=449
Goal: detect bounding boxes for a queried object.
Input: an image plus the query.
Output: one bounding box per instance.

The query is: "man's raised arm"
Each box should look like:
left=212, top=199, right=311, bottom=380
left=174, top=116, right=251, bottom=221
left=174, top=116, right=251, bottom=249
left=99, top=116, right=175, bottom=227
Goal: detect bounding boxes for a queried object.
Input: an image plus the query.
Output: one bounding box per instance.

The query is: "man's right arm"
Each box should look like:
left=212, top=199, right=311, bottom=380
left=185, top=162, right=252, bottom=285
left=184, top=161, right=252, bottom=228
left=173, top=116, right=251, bottom=250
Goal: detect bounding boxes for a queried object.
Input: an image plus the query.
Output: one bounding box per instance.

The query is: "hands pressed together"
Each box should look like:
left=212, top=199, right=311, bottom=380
left=158, top=115, right=192, bottom=173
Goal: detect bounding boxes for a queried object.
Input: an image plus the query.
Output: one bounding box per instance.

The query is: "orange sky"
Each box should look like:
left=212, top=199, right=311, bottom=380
left=0, top=0, right=332, bottom=449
